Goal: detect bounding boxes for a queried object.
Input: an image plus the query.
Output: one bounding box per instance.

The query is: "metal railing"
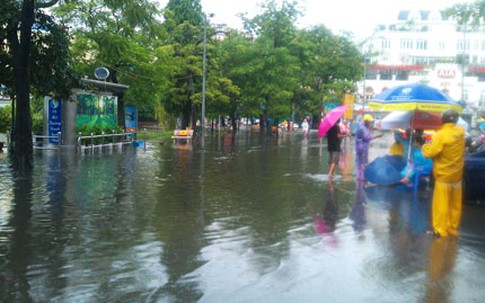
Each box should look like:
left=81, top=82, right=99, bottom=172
left=33, top=132, right=62, bottom=150
left=77, top=131, right=136, bottom=152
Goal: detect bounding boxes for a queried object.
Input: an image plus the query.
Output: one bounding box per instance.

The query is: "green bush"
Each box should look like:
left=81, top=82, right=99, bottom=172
left=0, top=106, right=12, bottom=134
left=75, top=124, right=131, bottom=145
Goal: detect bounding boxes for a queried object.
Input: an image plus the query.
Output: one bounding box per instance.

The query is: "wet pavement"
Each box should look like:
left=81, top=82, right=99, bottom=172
left=0, top=129, right=484, bottom=302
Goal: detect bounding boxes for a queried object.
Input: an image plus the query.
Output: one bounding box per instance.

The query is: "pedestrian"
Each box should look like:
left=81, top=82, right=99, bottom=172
left=327, top=119, right=345, bottom=178
left=301, top=118, right=310, bottom=138
left=355, top=114, right=382, bottom=181
left=422, top=109, right=465, bottom=237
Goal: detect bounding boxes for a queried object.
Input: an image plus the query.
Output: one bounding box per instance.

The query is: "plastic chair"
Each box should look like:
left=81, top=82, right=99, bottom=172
left=413, top=166, right=432, bottom=193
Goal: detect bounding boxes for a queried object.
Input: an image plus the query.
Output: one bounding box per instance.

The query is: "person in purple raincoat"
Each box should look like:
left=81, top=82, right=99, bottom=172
left=355, top=114, right=382, bottom=181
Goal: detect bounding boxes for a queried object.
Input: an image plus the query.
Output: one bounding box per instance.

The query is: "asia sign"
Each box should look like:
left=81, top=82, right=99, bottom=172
left=437, top=69, right=456, bottom=78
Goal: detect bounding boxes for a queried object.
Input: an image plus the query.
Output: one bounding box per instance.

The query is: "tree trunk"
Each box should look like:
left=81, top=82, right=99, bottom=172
left=112, top=69, right=125, bottom=129
left=116, top=92, right=125, bottom=129
left=10, top=0, right=35, bottom=171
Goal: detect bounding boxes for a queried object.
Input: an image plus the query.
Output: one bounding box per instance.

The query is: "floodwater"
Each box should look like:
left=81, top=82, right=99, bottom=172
left=0, top=129, right=484, bottom=303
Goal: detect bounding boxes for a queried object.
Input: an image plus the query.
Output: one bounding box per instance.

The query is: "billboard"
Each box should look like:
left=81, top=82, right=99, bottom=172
left=76, top=93, right=118, bottom=129
left=124, top=105, right=137, bottom=133
left=343, top=94, right=354, bottom=120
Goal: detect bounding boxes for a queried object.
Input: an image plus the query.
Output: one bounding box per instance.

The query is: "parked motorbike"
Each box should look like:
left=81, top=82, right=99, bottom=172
left=468, top=131, right=485, bottom=153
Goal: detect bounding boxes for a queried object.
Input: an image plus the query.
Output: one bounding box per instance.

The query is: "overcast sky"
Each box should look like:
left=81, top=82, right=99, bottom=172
left=158, top=0, right=474, bottom=40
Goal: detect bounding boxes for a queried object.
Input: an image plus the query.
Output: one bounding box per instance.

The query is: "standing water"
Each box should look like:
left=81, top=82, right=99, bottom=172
left=0, top=129, right=484, bottom=303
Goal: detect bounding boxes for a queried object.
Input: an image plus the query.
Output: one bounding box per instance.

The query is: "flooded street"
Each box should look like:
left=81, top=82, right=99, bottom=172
left=1, top=129, right=485, bottom=302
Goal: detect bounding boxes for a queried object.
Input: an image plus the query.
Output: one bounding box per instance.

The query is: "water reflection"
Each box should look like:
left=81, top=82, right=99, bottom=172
left=2, top=173, right=34, bottom=302
left=0, top=131, right=484, bottom=302
left=349, top=180, right=366, bottom=232
left=422, top=237, right=457, bottom=303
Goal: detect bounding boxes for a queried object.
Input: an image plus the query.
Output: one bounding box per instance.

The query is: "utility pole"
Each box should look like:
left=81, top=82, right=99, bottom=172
left=201, top=13, right=214, bottom=148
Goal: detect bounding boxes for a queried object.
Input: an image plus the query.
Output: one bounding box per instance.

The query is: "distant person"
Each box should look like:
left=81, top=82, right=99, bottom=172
left=355, top=114, right=382, bottom=181
left=327, top=119, right=346, bottom=178
left=422, top=109, right=465, bottom=237
left=301, top=118, right=310, bottom=138
left=339, top=119, right=350, bottom=138
left=388, top=130, right=404, bottom=157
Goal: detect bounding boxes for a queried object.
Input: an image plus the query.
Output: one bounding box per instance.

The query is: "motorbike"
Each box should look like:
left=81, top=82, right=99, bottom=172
left=468, top=131, right=485, bottom=153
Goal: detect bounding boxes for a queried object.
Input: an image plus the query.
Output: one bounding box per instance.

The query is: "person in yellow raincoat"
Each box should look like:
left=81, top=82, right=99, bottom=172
left=422, top=109, right=465, bottom=237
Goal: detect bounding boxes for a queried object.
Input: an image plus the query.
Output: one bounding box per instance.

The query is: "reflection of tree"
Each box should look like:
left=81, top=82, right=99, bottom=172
left=151, top=146, right=205, bottom=301
left=1, top=174, right=34, bottom=301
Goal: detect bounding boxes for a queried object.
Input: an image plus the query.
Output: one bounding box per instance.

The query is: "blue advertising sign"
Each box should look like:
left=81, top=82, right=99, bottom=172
left=48, top=99, right=62, bottom=144
left=124, top=105, right=137, bottom=132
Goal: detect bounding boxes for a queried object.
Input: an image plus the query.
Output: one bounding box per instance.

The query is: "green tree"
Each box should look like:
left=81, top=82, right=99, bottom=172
left=1, top=0, right=73, bottom=171
left=446, top=2, right=484, bottom=27
left=239, top=0, right=300, bottom=132
left=291, top=26, right=364, bottom=124
left=54, top=0, right=174, bottom=128
left=162, top=0, right=239, bottom=130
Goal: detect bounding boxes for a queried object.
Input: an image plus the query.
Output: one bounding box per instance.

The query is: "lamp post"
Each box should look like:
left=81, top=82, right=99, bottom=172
left=362, top=57, right=370, bottom=113
left=201, top=13, right=214, bottom=147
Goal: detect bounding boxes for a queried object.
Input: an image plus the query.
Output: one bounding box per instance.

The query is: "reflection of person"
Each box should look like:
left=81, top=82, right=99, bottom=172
left=301, top=118, right=310, bottom=138
left=355, top=114, right=382, bottom=181
left=400, top=136, right=433, bottom=186
left=314, top=180, right=338, bottom=234
left=422, top=109, right=465, bottom=237
left=327, top=119, right=345, bottom=178
left=423, top=237, right=457, bottom=302
left=349, top=180, right=366, bottom=232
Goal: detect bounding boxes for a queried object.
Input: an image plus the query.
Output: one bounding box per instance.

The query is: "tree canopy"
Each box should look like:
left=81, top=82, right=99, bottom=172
left=1, top=0, right=367, bottom=170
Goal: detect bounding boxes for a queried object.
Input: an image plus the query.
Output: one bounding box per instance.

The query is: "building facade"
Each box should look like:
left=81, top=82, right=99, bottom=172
left=361, top=9, right=485, bottom=122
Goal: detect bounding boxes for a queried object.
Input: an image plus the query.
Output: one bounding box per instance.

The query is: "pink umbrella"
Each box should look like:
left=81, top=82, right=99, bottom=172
left=318, top=105, right=348, bottom=138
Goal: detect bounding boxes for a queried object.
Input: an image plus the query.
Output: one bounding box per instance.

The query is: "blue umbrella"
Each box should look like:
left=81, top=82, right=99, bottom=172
left=369, top=83, right=462, bottom=113
left=364, top=155, right=406, bottom=185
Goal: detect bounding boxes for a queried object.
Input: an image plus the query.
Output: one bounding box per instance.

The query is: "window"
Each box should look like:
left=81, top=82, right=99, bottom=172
left=395, top=71, right=409, bottom=80
left=480, top=92, right=485, bottom=103
left=400, top=39, right=413, bottom=49
left=457, top=39, right=470, bottom=51
left=379, top=70, right=393, bottom=80
left=365, top=70, right=377, bottom=80
left=416, top=39, right=428, bottom=50
left=479, top=92, right=485, bottom=106
left=474, top=40, right=480, bottom=51
left=381, top=38, right=391, bottom=49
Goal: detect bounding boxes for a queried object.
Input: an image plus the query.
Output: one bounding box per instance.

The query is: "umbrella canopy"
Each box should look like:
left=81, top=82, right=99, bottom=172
left=318, top=105, right=348, bottom=138
left=369, top=83, right=462, bottom=113
left=380, top=110, right=469, bottom=130
left=364, top=155, right=406, bottom=185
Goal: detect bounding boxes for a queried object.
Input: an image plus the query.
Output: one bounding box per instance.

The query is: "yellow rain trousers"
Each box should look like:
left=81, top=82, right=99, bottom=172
left=422, top=123, right=465, bottom=237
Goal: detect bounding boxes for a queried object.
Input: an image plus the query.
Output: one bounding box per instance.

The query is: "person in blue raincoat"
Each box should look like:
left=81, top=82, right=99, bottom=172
left=355, top=114, right=382, bottom=181
left=400, top=135, right=433, bottom=186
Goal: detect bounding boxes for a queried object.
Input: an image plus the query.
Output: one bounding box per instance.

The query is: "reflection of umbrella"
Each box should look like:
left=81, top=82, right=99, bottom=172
left=381, top=110, right=469, bottom=130
left=369, top=83, right=462, bottom=113
left=364, top=155, right=406, bottom=185
left=318, top=105, right=348, bottom=138
left=364, top=185, right=403, bottom=206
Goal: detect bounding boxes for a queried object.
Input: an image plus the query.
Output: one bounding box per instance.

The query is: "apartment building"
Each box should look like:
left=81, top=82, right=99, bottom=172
left=361, top=9, right=485, bottom=118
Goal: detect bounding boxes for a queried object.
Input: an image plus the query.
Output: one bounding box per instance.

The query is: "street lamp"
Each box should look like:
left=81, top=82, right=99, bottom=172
left=362, top=57, right=370, bottom=113
left=201, top=13, right=214, bottom=147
